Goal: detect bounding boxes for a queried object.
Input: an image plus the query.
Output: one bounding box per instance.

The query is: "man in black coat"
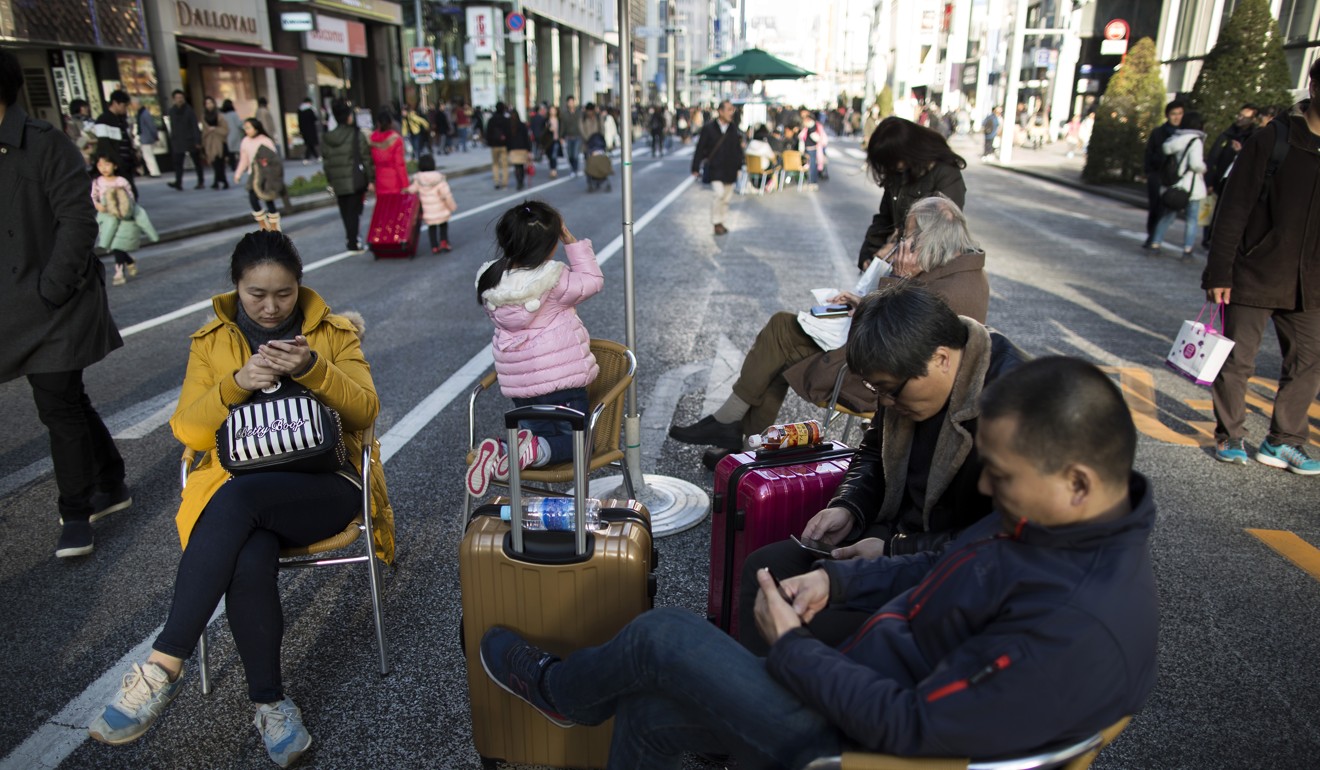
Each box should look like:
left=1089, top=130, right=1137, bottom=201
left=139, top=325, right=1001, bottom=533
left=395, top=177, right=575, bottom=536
left=690, top=100, right=744, bottom=235
left=0, top=51, right=129, bottom=558
left=298, top=98, right=321, bottom=161
left=166, top=89, right=204, bottom=190
left=92, top=89, right=137, bottom=196
left=1141, top=99, right=1185, bottom=247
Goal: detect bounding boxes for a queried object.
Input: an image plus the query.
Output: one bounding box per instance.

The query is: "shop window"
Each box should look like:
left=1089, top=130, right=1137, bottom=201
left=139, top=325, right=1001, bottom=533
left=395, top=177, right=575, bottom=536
left=201, top=66, right=257, bottom=121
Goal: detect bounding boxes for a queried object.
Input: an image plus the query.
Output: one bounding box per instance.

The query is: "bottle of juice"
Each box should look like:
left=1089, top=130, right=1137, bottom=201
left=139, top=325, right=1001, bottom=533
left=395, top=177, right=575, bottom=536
left=746, top=420, right=823, bottom=450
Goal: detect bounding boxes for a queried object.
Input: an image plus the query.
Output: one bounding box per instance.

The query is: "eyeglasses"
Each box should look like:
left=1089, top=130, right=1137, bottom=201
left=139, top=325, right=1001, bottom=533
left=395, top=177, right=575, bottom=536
left=862, top=376, right=910, bottom=403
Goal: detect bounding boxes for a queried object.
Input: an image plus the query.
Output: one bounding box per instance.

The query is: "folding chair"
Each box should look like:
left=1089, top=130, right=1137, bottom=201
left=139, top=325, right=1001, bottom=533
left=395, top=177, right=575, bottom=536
left=464, top=339, right=638, bottom=519
left=744, top=154, right=776, bottom=195
left=803, top=717, right=1131, bottom=770
left=780, top=149, right=807, bottom=191
left=181, top=421, right=389, bottom=695
left=815, top=361, right=875, bottom=446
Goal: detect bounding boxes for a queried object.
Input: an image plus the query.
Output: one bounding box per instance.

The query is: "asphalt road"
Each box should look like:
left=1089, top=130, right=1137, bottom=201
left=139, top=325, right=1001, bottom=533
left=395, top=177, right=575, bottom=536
left=1, top=134, right=1317, bottom=770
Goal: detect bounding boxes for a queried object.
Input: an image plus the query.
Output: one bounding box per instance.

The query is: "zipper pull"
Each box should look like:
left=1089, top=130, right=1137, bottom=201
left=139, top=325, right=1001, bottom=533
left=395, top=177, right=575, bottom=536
left=969, top=654, right=1011, bottom=685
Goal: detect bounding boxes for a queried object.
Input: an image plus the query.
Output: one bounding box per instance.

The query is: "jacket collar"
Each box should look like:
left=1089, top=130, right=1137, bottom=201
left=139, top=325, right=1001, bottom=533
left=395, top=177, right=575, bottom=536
left=208, top=286, right=331, bottom=336
left=0, top=103, right=29, bottom=148
left=478, top=260, right=564, bottom=309
left=1003, top=473, right=1155, bottom=551
left=922, top=250, right=985, bottom=281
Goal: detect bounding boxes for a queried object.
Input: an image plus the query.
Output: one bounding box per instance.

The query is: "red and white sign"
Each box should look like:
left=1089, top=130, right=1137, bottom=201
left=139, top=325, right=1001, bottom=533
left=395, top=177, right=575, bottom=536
left=1104, top=19, right=1130, bottom=40
left=304, top=14, right=368, bottom=57
left=409, top=47, right=435, bottom=77
left=467, top=6, right=502, bottom=57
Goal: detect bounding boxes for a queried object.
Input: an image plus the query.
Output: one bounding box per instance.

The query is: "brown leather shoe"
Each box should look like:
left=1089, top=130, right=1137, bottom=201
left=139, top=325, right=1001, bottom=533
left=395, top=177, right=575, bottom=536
left=713, top=224, right=728, bottom=235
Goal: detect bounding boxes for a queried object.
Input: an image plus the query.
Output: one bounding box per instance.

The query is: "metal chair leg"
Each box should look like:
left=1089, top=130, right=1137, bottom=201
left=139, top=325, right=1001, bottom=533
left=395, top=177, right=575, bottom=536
left=622, top=461, right=638, bottom=500
left=198, top=632, right=212, bottom=695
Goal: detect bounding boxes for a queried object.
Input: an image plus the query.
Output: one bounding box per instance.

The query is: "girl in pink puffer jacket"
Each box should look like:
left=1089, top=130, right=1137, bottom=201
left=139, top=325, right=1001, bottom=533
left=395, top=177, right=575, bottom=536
left=466, top=200, right=603, bottom=498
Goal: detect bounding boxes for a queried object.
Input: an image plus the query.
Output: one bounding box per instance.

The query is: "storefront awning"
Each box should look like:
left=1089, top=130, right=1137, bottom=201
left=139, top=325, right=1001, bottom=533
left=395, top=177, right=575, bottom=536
left=178, top=38, right=298, bottom=70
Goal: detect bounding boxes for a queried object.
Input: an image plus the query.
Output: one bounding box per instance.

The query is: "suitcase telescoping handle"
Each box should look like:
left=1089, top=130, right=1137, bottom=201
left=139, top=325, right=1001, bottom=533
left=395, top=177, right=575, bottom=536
left=504, top=405, right=591, bottom=556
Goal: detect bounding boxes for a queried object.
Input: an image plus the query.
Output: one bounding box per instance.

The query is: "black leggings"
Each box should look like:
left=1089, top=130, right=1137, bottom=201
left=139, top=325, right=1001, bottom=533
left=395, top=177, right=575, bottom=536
left=427, top=222, right=449, bottom=249
left=211, top=156, right=227, bottom=186
left=248, top=189, right=278, bottom=214
left=154, top=472, right=358, bottom=702
left=737, top=539, right=873, bottom=656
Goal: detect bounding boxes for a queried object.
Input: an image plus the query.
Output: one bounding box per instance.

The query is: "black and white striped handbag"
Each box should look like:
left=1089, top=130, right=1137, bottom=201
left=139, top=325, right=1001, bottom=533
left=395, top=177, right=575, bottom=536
left=216, top=380, right=346, bottom=475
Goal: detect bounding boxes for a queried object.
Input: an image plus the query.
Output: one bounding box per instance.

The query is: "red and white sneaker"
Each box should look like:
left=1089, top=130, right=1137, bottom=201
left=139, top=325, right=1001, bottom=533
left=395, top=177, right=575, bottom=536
left=466, top=438, right=503, bottom=498
left=494, top=429, right=541, bottom=481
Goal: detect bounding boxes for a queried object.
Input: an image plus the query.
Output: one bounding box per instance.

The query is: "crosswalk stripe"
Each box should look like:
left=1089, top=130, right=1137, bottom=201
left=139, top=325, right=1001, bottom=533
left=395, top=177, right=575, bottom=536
left=1246, top=529, right=1320, bottom=582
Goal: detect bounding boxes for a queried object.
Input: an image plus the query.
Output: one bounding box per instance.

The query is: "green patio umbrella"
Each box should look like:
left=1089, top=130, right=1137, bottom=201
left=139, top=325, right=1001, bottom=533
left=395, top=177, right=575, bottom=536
left=695, top=48, right=814, bottom=84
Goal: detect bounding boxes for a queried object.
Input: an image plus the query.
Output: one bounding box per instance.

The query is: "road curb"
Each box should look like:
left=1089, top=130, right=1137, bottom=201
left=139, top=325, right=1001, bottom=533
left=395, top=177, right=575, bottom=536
left=985, top=162, right=1149, bottom=210
left=150, top=162, right=491, bottom=246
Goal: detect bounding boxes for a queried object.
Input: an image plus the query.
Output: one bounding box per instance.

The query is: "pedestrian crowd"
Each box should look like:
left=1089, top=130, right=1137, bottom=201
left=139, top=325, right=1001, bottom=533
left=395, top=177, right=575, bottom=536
left=3, top=39, right=1318, bottom=770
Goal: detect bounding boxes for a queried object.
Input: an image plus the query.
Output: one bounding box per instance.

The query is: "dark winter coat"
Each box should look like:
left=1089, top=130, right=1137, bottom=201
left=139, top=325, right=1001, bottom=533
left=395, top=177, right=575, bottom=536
left=321, top=124, right=374, bottom=195
left=1143, top=120, right=1178, bottom=174
left=1206, top=121, right=1255, bottom=190
left=93, top=110, right=135, bottom=173
left=768, top=475, right=1158, bottom=757
left=826, top=320, right=1027, bottom=552
left=484, top=111, right=512, bottom=148
left=298, top=106, right=320, bottom=144
left=0, top=105, right=122, bottom=382
left=1204, top=103, right=1320, bottom=310
left=858, top=162, right=967, bottom=270
left=166, top=102, right=201, bottom=153
left=691, top=119, right=744, bottom=184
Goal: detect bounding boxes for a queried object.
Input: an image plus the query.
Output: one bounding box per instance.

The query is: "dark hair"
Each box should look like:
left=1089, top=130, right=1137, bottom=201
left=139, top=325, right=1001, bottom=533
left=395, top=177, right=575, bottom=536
left=331, top=99, right=353, bottom=124
left=979, top=357, right=1135, bottom=486
left=866, top=117, right=966, bottom=186
left=1240, top=103, right=1258, bottom=113
left=258, top=96, right=269, bottom=107
left=243, top=118, right=269, bottom=137
left=1310, top=58, right=1320, bottom=82
left=1180, top=110, right=1204, bottom=132
left=1164, top=99, right=1187, bottom=117
left=374, top=106, right=394, bottom=130
left=222, top=99, right=236, bottom=112
left=418, top=153, right=436, bottom=171
left=172, top=89, right=185, bottom=98
left=109, top=89, right=130, bottom=105
left=846, top=283, right=969, bottom=380
left=230, top=231, right=304, bottom=285
left=69, top=98, right=89, bottom=115
left=495, top=101, right=507, bottom=113
left=476, top=200, right=565, bottom=303
left=94, top=153, right=118, bottom=170
left=0, top=49, right=24, bottom=106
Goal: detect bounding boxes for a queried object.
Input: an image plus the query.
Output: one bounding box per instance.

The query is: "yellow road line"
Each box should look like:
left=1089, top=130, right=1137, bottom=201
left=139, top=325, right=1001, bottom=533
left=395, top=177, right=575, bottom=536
left=1246, top=529, right=1320, bottom=582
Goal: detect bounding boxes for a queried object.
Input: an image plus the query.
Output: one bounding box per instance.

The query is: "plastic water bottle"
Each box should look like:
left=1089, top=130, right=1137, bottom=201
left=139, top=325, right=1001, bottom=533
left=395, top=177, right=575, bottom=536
left=499, top=497, right=604, bottom=531
left=747, top=420, right=823, bottom=451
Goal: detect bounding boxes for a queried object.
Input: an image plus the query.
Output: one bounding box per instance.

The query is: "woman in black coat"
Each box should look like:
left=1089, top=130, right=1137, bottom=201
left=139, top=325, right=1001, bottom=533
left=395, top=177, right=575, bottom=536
left=858, top=117, right=967, bottom=270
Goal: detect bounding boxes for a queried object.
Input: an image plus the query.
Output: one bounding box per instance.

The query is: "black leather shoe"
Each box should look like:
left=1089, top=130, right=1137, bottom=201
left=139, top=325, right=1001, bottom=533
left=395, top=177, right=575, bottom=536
left=55, top=520, right=94, bottom=558
left=89, top=484, right=132, bottom=523
left=668, top=416, right=742, bottom=450
left=702, top=447, right=735, bottom=471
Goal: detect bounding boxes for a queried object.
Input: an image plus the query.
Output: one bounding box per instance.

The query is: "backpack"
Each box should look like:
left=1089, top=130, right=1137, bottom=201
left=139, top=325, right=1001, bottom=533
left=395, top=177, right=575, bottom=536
left=252, top=144, right=287, bottom=202
left=1159, top=142, right=1191, bottom=187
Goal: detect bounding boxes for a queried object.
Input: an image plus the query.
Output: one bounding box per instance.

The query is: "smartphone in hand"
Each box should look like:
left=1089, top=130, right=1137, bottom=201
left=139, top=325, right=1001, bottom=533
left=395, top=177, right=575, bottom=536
left=809, top=304, right=850, bottom=318
left=791, top=534, right=834, bottom=558
left=767, top=569, right=794, bottom=603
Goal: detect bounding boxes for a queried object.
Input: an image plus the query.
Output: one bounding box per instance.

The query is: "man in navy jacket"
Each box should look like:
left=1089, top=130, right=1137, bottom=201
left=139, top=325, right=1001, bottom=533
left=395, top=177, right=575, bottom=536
left=480, top=354, right=1159, bottom=768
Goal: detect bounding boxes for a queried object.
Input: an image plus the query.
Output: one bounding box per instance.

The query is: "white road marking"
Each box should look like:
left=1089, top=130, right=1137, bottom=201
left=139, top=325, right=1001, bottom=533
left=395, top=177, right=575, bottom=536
left=641, top=362, right=707, bottom=473
left=700, top=334, right=742, bottom=417
left=0, top=172, right=699, bottom=770
left=844, top=148, right=868, bottom=160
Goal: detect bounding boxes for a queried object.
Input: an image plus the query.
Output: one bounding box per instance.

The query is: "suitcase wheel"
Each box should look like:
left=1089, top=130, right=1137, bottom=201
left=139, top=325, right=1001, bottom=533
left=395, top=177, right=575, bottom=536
left=479, top=756, right=500, bottom=769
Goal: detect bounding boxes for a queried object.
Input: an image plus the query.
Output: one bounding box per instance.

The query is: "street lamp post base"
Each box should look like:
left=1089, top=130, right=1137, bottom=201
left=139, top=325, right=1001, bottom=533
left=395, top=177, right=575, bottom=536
left=589, top=474, right=709, bottom=537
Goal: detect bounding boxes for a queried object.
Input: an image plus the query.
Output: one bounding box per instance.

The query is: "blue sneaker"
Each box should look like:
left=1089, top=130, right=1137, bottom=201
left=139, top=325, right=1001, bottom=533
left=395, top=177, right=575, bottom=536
left=254, top=697, right=312, bottom=768
left=1215, top=438, right=1250, bottom=465
left=88, top=662, right=183, bottom=745
left=1255, top=440, right=1320, bottom=475
left=479, top=627, right=574, bottom=728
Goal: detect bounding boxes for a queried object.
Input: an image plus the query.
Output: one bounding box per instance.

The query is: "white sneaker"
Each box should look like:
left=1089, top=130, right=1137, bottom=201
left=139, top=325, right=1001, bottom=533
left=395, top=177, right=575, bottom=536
left=466, top=438, right=502, bottom=498
left=495, top=429, right=541, bottom=481
left=88, top=662, right=183, bottom=745
left=255, top=698, right=312, bottom=767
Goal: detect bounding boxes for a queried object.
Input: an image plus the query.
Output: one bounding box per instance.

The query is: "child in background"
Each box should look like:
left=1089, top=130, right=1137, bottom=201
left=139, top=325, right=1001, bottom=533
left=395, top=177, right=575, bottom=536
left=466, top=200, right=603, bottom=498
left=404, top=154, right=458, bottom=254
left=92, top=154, right=156, bottom=284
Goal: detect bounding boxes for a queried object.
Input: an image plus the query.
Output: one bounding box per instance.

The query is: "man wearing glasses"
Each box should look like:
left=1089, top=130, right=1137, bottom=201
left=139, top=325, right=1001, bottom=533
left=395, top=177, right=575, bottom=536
left=738, top=283, right=1027, bottom=654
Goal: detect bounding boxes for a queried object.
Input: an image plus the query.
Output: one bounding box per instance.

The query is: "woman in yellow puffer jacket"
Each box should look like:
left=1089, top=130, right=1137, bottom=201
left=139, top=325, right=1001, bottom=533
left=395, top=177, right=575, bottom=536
left=88, top=231, right=393, bottom=768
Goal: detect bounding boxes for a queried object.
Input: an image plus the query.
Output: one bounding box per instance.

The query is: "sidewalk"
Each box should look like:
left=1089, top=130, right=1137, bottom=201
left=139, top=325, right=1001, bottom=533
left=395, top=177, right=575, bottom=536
left=131, top=144, right=496, bottom=244
left=953, top=134, right=1150, bottom=210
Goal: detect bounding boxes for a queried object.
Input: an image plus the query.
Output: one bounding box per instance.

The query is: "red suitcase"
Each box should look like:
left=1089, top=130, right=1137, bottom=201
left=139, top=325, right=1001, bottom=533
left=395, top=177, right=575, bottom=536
left=708, top=441, right=854, bottom=637
left=367, top=192, right=421, bottom=259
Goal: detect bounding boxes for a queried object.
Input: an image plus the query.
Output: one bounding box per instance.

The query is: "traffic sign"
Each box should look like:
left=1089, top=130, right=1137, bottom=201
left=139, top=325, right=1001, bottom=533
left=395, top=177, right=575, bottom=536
left=506, top=12, right=525, bottom=33
left=409, top=47, right=435, bottom=78
left=1104, top=19, right=1129, bottom=40
left=635, top=26, right=665, bottom=38
left=1100, top=39, right=1129, bottom=56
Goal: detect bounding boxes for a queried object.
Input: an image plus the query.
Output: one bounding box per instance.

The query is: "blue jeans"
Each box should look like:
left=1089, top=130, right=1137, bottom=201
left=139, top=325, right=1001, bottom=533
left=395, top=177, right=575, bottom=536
left=544, top=608, right=842, bottom=769
left=511, top=387, right=589, bottom=463
left=564, top=137, right=582, bottom=173
left=806, top=148, right=819, bottom=184
left=1152, top=197, right=1201, bottom=251
left=457, top=127, right=470, bottom=151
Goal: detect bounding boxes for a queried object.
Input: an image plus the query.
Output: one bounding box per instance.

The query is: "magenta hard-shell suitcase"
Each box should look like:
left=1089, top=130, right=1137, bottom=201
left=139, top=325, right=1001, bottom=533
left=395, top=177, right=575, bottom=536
left=707, top=441, right=855, bottom=637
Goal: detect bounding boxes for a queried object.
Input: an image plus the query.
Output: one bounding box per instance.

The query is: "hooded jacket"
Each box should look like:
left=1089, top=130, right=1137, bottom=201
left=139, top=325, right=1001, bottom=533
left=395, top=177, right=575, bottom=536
left=404, top=170, right=458, bottom=225
left=1203, top=102, right=1320, bottom=310
left=827, top=319, right=1027, bottom=550
left=477, top=239, right=603, bottom=399
left=96, top=190, right=160, bottom=253
left=1161, top=128, right=1208, bottom=201
left=768, top=474, right=1159, bottom=758
left=170, top=287, right=396, bottom=563
left=370, top=130, right=408, bottom=195
left=321, top=123, right=375, bottom=196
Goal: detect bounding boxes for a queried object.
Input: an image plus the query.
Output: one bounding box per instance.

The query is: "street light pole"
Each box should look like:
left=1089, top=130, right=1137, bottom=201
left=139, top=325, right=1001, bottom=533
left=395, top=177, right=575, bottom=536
left=997, top=0, right=1028, bottom=165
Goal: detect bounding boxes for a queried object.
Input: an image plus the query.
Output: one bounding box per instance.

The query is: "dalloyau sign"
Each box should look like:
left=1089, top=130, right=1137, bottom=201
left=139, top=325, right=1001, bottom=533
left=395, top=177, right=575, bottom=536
left=174, top=0, right=260, bottom=40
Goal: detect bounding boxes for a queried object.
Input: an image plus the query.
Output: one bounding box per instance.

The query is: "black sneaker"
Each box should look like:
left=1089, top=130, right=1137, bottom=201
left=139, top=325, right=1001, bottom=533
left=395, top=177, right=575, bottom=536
left=347, top=240, right=367, bottom=254
left=166, top=182, right=181, bottom=191
left=668, top=416, right=742, bottom=450
left=56, top=520, right=94, bottom=558
left=479, top=627, right=574, bottom=728
left=90, top=484, right=133, bottom=523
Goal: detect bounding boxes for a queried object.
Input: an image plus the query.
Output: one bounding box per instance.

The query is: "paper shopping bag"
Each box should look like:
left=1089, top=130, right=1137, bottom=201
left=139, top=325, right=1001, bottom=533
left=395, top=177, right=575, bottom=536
left=1165, top=303, right=1235, bottom=386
